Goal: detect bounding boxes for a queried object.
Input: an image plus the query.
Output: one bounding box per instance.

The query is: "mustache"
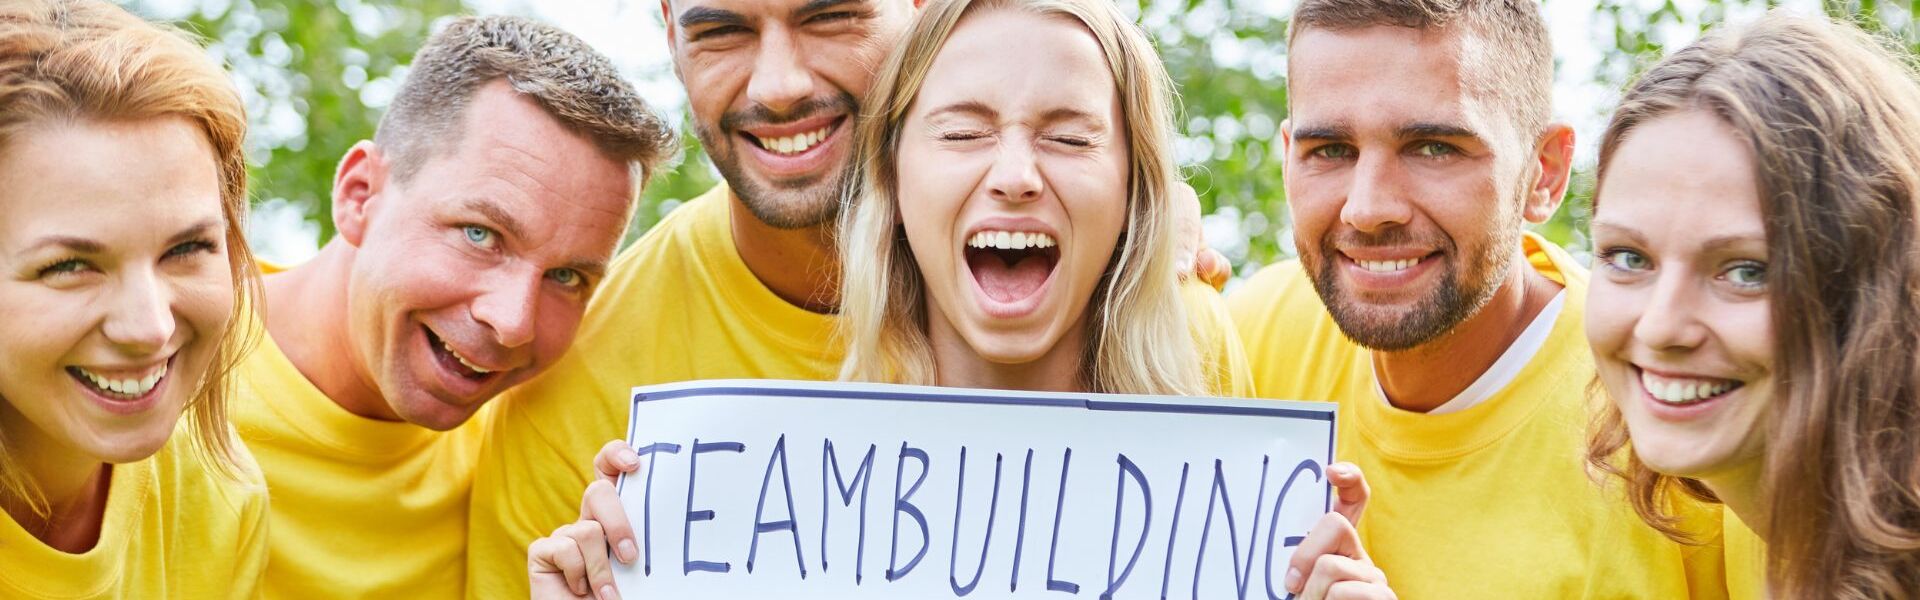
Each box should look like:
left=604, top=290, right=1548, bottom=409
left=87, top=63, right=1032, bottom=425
left=719, top=91, right=860, bottom=134
left=1321, top=227, right=1453, bottom=253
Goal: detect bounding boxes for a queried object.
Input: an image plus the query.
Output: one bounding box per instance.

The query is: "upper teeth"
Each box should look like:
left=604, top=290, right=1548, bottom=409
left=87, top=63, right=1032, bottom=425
left=1640, top=371, right=1740, bottom=404
left=1357, top=258, right=1419, bottom=273
left=441, top=340, right=495, bottom=374
left=967, top=230, right=1056, bottom=250
left=76, top=363, right=167, bottom=397
left=756, top=125, right=833, bottom=155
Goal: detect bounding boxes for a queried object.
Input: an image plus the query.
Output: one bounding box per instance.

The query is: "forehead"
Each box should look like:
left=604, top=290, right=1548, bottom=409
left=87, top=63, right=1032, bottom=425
left=1597, top=110, right=1763, bottom=233
left=1286, top=25, right=1484, bottom=134
left=912, top=10, right=1115, bottom=118
left=402, top=86, right=631, bottom=239
left=0, top=119, right=224, bottom=245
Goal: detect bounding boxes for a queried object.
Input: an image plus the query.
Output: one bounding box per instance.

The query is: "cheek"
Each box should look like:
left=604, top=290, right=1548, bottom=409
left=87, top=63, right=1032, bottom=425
left=1582, top=281, right=1640, bottom=356
left=532, top=300, right=586, bottom=365
left=1717, top=300, right=1775, bottom=376
left=0, top=285, right=82, bottom=392
left=895, top=143, right=974, bottom=266
left=174, top=267, right=237, bottom=342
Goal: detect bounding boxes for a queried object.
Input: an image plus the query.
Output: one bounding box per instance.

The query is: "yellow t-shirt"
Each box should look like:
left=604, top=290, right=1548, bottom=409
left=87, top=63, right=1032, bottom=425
left=232, top=325, right=488, bottom=599
left=465, top=183, right=1252, bottom=596
left=1227, top=232, right=1728, bottom=599
left=0, top=427, right=268, bottom=598
left=1724, top=510, right=1766, bottom=598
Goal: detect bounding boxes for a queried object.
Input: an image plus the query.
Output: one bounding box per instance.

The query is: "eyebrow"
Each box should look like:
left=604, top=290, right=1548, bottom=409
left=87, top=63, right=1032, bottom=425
left=1588, top=221, right=1646, bottom=246
left=1289, top=123, right=1353, bottom=142
left=167, top=219, right=224, bottom=246
left=1699, top=232, right=1767, bottom=253
left=24, top=235, right=104, bottom=254
left=463, top=198, right=528, bottom=242
left=679, top=5, right=746, bottom=29
left=1038, top=107, right=1106, bottom=128
left=925, top=101, right=998, bottom=121
left=796, top=0, right=865, bottom=17
left=1398, top=122, right=1485, bottom=143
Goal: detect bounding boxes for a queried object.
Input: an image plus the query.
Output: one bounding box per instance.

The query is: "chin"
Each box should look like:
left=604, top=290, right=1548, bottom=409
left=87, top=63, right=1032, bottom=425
left=87, top=426, right=176, bottom=465
left=963, top=326, right=1064, bottom=365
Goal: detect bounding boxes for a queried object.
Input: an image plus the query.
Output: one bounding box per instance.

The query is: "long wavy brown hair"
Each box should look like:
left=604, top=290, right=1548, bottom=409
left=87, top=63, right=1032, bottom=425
left=1586, top=12, right=1920, bottom=598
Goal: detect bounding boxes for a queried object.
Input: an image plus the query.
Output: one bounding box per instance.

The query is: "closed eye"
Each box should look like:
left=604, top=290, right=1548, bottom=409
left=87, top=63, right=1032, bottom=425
left=163, top=240, right=218, bottom=260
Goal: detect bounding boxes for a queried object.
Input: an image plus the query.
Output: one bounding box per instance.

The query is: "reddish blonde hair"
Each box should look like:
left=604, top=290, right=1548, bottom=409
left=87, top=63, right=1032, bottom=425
left=0, top=0, right=260, bottom=513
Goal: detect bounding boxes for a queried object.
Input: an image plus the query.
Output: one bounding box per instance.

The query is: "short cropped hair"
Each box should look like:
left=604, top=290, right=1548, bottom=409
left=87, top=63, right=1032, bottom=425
left=1287, top=0, right=1554, bottom=143
left=375, top=15, right=676, bottom=186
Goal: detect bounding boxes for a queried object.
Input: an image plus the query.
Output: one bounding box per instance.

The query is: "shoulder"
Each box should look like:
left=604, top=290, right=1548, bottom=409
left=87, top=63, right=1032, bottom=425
left=1225, top=259, right=1326, bottom=338
left=150, top=427, right=269, bottom=529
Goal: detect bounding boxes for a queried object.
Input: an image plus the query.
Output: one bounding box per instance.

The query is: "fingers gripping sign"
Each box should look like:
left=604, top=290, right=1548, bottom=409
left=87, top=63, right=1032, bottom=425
left=530, top=440, right=646, bottom=599
left=1284, top=463, right=1394, bottom=600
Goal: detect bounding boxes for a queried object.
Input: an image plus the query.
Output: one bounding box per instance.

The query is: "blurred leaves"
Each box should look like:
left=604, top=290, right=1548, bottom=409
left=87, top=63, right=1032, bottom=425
left=128, top=0, right=1918, bottom=271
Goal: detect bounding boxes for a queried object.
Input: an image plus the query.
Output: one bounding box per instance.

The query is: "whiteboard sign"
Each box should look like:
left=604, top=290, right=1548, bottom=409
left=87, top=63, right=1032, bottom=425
left=614, top=380, right=1336, bottom=599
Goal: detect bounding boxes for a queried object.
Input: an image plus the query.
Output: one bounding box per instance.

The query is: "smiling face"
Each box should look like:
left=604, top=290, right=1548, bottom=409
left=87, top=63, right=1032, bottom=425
left=1283, top=26, right=1545, bottom=350
left=664, top=0, right=914, bottom=228
left=342, top=83, right=633, bottom=431
left=1588, top=109, right=1775, bottom=478
left=0, top=118, right=234, bottom=464
left=896, top=8, right=1129, bottom=365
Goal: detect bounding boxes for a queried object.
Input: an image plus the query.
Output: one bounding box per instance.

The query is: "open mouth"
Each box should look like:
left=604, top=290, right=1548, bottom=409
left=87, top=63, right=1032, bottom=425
left=1639, top=369, right=1744, bottom=406
left=67, top=358, right=170, bottom=401
left=965, top=229, right=1061, bottom=303
left=422, top=325, right=499, bottom=382
left=740, top=117, right=845, bottom=157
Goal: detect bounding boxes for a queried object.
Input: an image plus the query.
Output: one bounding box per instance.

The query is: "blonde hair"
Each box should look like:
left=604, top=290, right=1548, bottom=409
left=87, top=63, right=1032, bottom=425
left=837, top=0, right=1205, bottom=396
left=0, top=0, right=261, bottom=515
left=1586, top=12, right=1920, bottom=597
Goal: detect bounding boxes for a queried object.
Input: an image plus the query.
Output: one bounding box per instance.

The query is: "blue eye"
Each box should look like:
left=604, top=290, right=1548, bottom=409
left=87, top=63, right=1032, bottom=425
left=1725, top=262, right=1767, bottom=288
left=38, top=258, right=88, bottom=278
left=1599, top=248, right=1651, bottom=272
left=462, top=225, right=496, bottom=249
left=547, top=268, right=583, bottom=289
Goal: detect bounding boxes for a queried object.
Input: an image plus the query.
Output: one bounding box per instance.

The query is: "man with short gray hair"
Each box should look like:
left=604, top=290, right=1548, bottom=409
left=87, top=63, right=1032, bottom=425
left=229, top=15, right=673, bottom=598
left=1232, top=0, right=1727, bottom=597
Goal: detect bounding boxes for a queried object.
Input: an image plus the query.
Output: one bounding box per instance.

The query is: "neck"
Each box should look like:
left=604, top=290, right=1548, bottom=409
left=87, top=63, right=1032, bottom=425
left=927, top=312, right=1089, bottom=393
left=1374, top=248, right=1561, bottom=413
left=264, top=240, right=398, bottom=421
left=0, top=402, right=113, bottom=552
left=729, top=191, right=841, bottom=314
left=1703, top=458, right=1771, bottom=538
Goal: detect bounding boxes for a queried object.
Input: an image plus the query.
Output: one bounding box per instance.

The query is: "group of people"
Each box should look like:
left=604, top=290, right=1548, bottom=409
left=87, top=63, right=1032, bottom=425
left=2, top=0, right=1917, bottom=598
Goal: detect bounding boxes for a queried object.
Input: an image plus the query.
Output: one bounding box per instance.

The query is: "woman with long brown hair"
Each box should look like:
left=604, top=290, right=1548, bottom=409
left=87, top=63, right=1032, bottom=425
left=1586, top=12, right=1920, bottom=598
left=0, top=0, right=267, bottom=596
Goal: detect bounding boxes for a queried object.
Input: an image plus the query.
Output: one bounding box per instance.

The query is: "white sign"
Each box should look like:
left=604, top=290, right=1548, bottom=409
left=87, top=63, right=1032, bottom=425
left=614, top=380, right=1337, bottom=599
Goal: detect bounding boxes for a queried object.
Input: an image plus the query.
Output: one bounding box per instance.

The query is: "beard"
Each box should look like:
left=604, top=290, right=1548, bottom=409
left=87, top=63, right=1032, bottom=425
left=694, top=91, right=859, bottom=230
left=1308, top=223, right=1517, bottom=352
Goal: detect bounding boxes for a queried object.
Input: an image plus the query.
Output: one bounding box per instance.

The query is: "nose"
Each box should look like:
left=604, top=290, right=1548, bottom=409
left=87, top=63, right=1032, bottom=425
left=746, top=25, right=815, bottom=114
left=985, top=137, right=1043, bottom=204
left=1340, top=153, right=1414, bottom=233
left=470, top=269, right=540, bottom=350
left=101, top=267, right=176, bottom=356
left=1632, top=272, right=1709, bottom=353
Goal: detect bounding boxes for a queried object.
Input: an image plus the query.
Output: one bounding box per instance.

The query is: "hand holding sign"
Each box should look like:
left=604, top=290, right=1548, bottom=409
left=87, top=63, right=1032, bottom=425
left=1283, top=464, right=1395, bottom=600
left=530, top=441, right=646, bottom=600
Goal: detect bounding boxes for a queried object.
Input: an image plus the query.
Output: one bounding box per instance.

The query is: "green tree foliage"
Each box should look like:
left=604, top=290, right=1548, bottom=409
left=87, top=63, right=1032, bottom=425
left=128, top=0, right=1917, bottom=271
